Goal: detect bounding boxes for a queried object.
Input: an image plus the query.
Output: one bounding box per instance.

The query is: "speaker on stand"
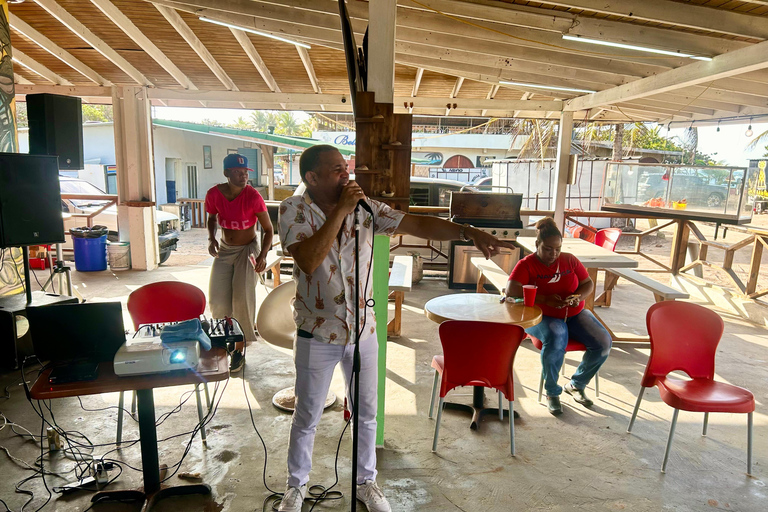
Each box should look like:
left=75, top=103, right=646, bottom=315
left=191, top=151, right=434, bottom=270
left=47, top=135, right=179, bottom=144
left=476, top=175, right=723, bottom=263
left=25, top=93, right=86, bottom=298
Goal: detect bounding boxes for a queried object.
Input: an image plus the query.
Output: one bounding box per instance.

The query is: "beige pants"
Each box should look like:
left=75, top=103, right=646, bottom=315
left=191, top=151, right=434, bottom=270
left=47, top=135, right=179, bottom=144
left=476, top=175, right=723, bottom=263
left=208, top=239, right=259, bottom=341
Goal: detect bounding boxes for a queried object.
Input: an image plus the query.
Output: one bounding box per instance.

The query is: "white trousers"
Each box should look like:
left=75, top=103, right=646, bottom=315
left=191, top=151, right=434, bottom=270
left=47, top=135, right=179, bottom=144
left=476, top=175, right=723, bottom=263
left=287, top=330, right=379, bottom=488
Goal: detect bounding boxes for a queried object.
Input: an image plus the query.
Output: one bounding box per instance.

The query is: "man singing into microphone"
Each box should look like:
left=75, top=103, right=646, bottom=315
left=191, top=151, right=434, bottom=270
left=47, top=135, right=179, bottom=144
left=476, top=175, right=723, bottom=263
left=277, top=145, right=512, bottom=512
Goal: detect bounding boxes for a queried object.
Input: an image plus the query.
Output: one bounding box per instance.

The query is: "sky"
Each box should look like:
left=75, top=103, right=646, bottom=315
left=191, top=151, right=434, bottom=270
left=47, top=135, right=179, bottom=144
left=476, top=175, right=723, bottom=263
left=149, top=106, right=768, bottom=166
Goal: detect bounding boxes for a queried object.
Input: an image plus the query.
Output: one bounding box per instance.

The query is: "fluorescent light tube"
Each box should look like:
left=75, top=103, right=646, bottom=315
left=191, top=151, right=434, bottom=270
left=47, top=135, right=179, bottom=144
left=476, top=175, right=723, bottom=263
left=562, top=35, right=712, bottom=61
left=498, top=80, right=596, bottom=94
left=199, top=17, right=311, bottom=49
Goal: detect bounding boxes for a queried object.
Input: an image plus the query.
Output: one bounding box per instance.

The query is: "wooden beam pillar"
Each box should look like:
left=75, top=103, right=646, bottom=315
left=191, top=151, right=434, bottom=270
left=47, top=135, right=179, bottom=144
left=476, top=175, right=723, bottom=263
left=113, top=86, right=158, bottom=270
left=368, top=0, right=396, bottom=104
left=257, top=143, right=275, bottom=201
left=553, top=111, right=574, bottom=230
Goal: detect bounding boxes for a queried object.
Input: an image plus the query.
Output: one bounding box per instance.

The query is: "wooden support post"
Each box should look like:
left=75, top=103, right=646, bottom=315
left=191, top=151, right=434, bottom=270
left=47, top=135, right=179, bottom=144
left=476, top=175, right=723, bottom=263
left=386, top=291, right=404, bottom=337
left=746, top=236, right=765, bottom=295
left=670, top=220, right=691, bottom=274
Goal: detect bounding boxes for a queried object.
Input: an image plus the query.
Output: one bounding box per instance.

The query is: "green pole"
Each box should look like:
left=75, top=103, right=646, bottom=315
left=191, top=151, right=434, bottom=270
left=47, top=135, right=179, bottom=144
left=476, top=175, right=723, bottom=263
left=373, top=235, right=390, bottom=446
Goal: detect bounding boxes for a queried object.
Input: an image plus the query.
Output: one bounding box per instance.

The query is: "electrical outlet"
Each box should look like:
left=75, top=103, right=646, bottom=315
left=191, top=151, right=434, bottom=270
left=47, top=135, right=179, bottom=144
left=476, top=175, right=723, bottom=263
left=92, top=461, right=109, bottom=484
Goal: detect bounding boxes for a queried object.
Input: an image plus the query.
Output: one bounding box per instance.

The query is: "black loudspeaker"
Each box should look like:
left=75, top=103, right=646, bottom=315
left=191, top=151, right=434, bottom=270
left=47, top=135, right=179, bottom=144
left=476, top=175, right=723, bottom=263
left=0, top=153, right=65, bottom=248
left=27, top=93, right=84, bottom=170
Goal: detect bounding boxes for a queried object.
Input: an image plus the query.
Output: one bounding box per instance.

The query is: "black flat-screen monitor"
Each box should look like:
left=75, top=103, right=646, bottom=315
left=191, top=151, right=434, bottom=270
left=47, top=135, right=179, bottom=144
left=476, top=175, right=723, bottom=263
left=26, top=302, right=126, bottom=364
left=0, top=153, right=64, bottom=248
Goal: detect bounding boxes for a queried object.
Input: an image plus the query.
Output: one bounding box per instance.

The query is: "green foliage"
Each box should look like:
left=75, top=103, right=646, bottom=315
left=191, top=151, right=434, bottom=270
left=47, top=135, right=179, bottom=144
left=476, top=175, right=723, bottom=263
left=82, top=104, right=113, bottom=122
left=764, top=144, right=768, bottom=157
left=15, top=101, right=27, bottom=128
left=16, top=102, right=113, bottom=127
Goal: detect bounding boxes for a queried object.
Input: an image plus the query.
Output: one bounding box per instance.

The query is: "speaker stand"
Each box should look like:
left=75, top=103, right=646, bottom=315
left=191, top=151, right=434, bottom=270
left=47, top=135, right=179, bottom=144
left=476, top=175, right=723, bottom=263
left=41, top=244, right=81, bottom=302
left=21, top=247, right=32, bottom=304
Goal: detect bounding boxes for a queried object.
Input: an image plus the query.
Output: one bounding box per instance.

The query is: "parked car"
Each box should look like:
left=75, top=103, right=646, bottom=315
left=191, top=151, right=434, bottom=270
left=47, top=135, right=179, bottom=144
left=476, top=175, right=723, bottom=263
left=59, top=176, right=180, bottom=264
left=638, top=172, right=729, bottom=207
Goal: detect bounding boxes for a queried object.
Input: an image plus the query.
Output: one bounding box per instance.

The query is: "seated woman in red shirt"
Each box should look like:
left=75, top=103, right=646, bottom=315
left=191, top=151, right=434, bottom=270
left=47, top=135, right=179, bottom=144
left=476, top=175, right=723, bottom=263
left=205, top=153, right=273, bottom=372
left=506, top=217, right=611, bottom=416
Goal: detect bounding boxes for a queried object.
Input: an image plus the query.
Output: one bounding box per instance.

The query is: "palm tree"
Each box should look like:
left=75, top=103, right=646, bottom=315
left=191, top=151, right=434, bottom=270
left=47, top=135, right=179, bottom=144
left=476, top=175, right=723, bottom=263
left=299, top=117, right=317, bottom=138
left=232, top=116, right=250, bottom=130
left=746, top=129, right=768, bottom=154
left=277, top=112, right=301, bottom=136
left=250, top=111, right=278, bottom=132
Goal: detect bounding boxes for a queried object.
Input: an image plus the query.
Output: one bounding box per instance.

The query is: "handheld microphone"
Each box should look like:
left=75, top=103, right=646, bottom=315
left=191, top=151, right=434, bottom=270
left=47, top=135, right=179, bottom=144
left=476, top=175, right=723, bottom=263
left=356, top=198, right=373, bottom=215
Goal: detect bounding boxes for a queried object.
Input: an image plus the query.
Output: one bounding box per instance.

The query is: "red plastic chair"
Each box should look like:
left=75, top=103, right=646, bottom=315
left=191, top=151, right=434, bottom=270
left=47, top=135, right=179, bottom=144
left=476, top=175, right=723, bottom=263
left=595, top=228, right=622, bottom=252
left=627, top=301, right=755, bottom=474
left=116, top=282, right=211, bottom=447
left=428, top=321, right=525, bottom=455
left=528, top=336, right=600, bottom=402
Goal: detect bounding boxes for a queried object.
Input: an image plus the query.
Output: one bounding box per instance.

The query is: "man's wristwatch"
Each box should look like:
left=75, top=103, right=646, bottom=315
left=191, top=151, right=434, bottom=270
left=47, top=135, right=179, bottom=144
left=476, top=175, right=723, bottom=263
left=458, top=223, right=472, bottom=241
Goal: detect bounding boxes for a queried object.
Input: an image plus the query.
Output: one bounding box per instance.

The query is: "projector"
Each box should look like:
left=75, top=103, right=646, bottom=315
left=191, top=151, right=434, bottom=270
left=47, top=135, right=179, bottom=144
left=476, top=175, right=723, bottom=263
left=114, top=334, right=200, bottom=376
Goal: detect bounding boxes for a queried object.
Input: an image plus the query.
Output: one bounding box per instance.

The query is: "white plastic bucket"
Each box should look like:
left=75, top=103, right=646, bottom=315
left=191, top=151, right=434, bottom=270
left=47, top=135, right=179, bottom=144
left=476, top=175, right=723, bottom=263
left=108, top=242, right=131, bottom=271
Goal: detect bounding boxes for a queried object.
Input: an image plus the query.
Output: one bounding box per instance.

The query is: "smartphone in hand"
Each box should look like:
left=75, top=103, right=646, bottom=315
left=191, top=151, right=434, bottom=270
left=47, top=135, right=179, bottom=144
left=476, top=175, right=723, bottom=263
left=248, top=253, right=258, bottom=271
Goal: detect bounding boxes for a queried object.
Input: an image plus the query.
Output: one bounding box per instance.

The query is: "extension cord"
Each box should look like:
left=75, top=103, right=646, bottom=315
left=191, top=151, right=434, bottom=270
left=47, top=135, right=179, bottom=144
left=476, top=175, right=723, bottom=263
left=46, top=427, right=62, bottom=451
left=91, top=461, right=109, bottom=484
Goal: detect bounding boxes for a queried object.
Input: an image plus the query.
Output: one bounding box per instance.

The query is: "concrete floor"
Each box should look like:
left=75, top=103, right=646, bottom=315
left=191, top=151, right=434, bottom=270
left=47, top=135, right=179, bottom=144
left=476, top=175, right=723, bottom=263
left=1, top=262, right=766, bottom=512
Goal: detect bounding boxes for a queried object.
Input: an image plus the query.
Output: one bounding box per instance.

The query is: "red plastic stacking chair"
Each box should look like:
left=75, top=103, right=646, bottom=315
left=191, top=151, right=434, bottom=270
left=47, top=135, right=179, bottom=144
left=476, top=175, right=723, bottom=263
left=117, top=282, right=211, bottom=447
left=595, top=228, right=622, bottom=252
left=627, top=301, right=755, bottom=474
left=528, top=336, right=600, bottom=402
left=429, top=321, right=525, bottom=455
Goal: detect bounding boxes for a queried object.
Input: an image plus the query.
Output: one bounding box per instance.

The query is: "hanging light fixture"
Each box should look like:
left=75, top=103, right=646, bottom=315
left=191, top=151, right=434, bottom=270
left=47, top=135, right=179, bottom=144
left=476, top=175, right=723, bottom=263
left=746, top=119, right=754, bottom=137
left=716, top=121, right=720, bottom=132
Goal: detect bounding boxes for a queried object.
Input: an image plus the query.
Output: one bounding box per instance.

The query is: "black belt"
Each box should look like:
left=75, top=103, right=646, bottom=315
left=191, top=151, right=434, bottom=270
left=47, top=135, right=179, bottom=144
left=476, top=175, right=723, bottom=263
left=297, top=329, right=314, bottom=339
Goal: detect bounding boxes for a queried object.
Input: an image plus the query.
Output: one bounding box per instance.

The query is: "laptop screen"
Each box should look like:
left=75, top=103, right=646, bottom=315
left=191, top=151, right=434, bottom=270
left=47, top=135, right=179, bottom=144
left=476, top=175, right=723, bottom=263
left=27, top=302, right=126, bottom=364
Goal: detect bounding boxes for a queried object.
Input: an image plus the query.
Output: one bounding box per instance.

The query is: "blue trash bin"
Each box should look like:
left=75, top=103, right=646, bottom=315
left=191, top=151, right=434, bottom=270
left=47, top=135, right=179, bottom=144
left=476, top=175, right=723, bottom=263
left=70, top=226, right=108, bottom=271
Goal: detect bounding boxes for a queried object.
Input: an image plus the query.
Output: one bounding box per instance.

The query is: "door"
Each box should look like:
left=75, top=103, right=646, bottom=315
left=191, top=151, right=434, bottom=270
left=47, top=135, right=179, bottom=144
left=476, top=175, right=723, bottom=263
left=165, top=158, right=178, bottom=202
left=186, top=164, right=199, bottom=198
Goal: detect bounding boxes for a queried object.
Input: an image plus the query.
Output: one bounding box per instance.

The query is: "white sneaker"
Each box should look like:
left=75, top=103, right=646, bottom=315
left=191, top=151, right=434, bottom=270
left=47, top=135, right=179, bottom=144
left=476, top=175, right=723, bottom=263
left=278, top=484, right=306, bottom=512
left=356, top=480, right=391, bottom=512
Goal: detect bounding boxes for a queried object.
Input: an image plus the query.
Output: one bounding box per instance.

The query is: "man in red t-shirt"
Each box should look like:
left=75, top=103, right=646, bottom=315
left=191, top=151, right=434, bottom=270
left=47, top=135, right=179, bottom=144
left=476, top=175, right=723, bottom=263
left=506, top=218, right=611, bottom=415
left=205, top=153, right=273, bottom=372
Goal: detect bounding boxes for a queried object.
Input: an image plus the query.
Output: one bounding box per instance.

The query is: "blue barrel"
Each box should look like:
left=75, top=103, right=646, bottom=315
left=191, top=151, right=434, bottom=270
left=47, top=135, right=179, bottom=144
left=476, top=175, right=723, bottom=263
left=73, top=235, right=108, bottom=271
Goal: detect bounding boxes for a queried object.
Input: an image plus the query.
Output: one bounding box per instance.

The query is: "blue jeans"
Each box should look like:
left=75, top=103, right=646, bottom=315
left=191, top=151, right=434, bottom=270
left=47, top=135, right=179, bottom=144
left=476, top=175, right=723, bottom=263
left=525, top=309, right=612, bottom=397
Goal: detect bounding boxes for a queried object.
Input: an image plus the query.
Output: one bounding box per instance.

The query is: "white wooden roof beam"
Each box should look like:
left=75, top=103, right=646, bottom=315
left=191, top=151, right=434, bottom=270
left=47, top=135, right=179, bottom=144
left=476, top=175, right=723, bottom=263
left=151, top=0, right=674, bottom=80
left=12, top=84, right=563, bottom=111
left=229, top=28, right=280, bottom=93
left=412, top=67, right=424, bottom=97
left=566, top=39, right=768, bottom=112
left=513, top=92, right=533, bottom=117
left=89, top=0, right=197, bottom=90
left=480, top=84, right=499, bottom=116
left=14, top=73, right=34, bottom=85
left=155, top=5, right=239, bottom=91
left=296, top=46, right=321, bottom=94
left=160, top=0, right=712, bottom=69
left=11, top=48, right=72, bottom=85
left=32, top=0, right=152, bottom=86
left=528, top=0, right=768, bottom=40
left=10, top=13, right=112, bottom=86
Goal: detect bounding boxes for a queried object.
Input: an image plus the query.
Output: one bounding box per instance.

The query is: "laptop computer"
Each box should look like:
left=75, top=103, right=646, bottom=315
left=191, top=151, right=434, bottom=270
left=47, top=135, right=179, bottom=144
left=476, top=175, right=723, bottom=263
left=26, top=302, right=127, bottom=384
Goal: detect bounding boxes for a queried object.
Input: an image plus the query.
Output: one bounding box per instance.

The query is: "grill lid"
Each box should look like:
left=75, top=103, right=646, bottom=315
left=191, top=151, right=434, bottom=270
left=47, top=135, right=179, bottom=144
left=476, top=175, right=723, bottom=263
left=449, top=192, right=524, bottom=224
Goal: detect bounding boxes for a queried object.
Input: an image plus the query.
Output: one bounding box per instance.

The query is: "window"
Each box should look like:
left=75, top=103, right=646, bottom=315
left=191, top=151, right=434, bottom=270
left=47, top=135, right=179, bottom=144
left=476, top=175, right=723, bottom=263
left=186, top=165, right=198, bottom=198
left=410, top=185, right=430, bottom=206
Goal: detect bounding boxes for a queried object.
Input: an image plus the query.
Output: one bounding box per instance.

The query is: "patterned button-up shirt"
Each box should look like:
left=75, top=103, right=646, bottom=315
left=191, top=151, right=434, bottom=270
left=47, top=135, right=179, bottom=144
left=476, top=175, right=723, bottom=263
left=278, top=192, right=405, bottom=345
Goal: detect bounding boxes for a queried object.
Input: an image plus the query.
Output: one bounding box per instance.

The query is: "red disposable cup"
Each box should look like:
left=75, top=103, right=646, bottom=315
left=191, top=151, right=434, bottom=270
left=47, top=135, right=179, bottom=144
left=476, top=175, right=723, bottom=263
left=522, top=285, right=537, bottom=307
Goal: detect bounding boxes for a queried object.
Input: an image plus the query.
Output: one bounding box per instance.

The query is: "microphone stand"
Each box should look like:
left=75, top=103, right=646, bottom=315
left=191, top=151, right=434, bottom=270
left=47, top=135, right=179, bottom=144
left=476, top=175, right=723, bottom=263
left=351, top=205, right=362, bottom=512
